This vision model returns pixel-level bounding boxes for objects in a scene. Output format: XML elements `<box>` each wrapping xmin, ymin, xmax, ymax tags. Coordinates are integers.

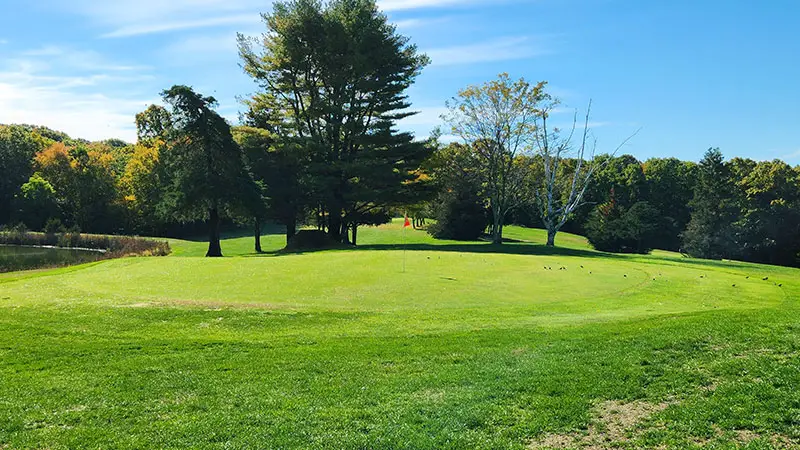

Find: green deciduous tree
<box><xmin>0</xmin><ymin>125</ymin><xmax>48</xmax><ymax>225</ymax></box>
<box><xmin>443</xmin><ymin>73</ymin><xmax>546</xmax><ymax>244</ymax></box>
<box><xmin>33</xmin><ymin>142</ymin><xmax>120</xmax><ymax>233</ymax></box>
<box><xmin>135</xmin><ymin>105</ymin><xmax>173</xmax><ymax>145</ymax></box>
<box><xmin>119</xmin><ymin>141</ymin><xmax>166</xmax><ymax>234</ymax></box>
<box><xmin>585</xmin><ymin>188</ymin><xmax>661</xmax><ymax>254</ymax></box>
<box><xmin>14</xmin><ymin>173</ymin><xmax>59</xmax><ymax>230</ymax></box>
<box><xmin>642</xmin><ymin>158</ymin><xmax>697</xmax><ymax>251</ymax></box>
<box><xmin>426</xmin><ymin>143</ymin><xmax>488</xmax><ymax>241</ymax></box>
<box><xmin>733</xmin><ymin>159</ymin><xmax>800</xmax><ymax>266</ymax></box>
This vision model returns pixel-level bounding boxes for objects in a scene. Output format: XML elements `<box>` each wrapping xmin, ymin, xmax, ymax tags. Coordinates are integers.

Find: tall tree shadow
<box><xmin>257</xmin><ymin>241</ymin><xmax>618</xmax><ymax>259</ymax></box>
<box><xmin>180</xmin><ymin>223</ymin><xmax>287</xmax><ymax>243</ymax></box>
<box><xmin>358</xmin><ymin>243</ymin><xmax>616</xmax><ymax>259</ymax></box>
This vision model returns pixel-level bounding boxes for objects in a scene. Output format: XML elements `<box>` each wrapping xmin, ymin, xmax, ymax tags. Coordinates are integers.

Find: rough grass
<box><xmin>0</xmin><ymin>221</ymin><xmax>798</xmax><ymax>449</ymax></box>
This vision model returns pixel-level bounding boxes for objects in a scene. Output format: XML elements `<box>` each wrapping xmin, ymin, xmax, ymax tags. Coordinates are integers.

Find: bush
<box><xmin>43</xmin><ymin>218</ymin><xmax>66</xmax><ymax>234</ymax></box>
<box><xmin>428</xmin><ymin>187</ymin><xmax>488</xmax><ymax>241</ymax></box>
<box><xmin>284</xmin><ymin>230</ymin><xmax>349</xmax><ymax>251</ymax></box>
<box><xmin>586</xmin><ymin>201</ymin><xmax>661</xmax><ymax>254</ymax></box>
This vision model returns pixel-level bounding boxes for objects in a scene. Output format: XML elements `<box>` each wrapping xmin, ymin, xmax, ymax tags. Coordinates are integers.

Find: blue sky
<box><xmin>1</xmin><ymin>0</ymin><xmax>798</xmax><ymax>163</ymax></box>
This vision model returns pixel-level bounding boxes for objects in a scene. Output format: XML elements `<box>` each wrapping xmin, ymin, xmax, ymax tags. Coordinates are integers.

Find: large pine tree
<box><xmin>681</xmin><ymin>148</ymin><xmax>739</xmax><ymax>259</ymax></box>
<box><xmin>238</xmin><ymin>0</ymin><xmax>432</xmax><ymax>243</ymax></box>
<box><xmin>159</xmin><ymin>85</ymin><xmax>258</xmax><ymax>257</ymax></box>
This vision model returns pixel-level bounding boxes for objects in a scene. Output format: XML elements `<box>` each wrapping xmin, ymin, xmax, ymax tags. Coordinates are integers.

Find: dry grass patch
<box><xmin>529</xmin><ymin>400</ymin><xmax>671</xmax><ymax>449</ymax></box>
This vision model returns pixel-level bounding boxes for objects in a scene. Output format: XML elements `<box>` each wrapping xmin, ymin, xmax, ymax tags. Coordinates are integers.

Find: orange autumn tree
<box><xmin>32</xmin><ymin>141</ymin><xmax>121</xmax><ymax>232</ymax></box>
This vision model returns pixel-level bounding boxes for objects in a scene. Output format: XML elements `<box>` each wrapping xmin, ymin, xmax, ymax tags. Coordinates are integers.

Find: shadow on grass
<box><xmin>359</xmin><ymin>243</ymin><xmax>615</xmax><ymax>259</ymax></box>
<box><xmin>256</xmin><ymin>241</ymin><xmax>617</xmax><ymax>259</ymax></box>
<box><xmin>180</xmin><ymin>223</ymin><xmax>287</xmax><ymax>243</ymax></box>
<box><xmin>643</xmin><ymin>254</ymin><xmax>789</xmax><ymax>273</ymax></box>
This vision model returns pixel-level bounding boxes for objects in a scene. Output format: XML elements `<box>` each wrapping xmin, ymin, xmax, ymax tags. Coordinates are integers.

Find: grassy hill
<box><xmin>1</xmin><ymin>222</ymin><xmax>798</xmax><ymax>448</ymax></box>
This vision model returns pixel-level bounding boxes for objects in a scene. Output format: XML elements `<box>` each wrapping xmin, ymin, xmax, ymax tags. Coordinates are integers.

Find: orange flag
<box><xmin>403</xmin><ymin>214</ymin><xmax>411</xmax><ymax>228</ymax></box>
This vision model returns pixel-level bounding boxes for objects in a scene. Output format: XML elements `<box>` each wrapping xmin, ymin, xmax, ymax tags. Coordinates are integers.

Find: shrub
<box><xmin>428</xmin><ymin>186</ymin><xmax>488</xmax><ymax>241</ymax></box>
<box><xmin>284</xmin><ymin>230</ymin><xmax>349</xmax><ymax>251</ymax></box>
<box><xmin>586</xmin><ymin>200</ymin><xmax>661</xmax><ymax>254</ymax></box>
<box><xmin>43</xmin><ymin>218</ymin><xmax>66</xmax><ymax>234</ymax></box>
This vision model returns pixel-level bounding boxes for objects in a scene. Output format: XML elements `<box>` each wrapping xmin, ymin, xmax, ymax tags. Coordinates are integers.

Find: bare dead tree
<box><xmin>533</xmin><ymin>99</ymin><xmax>639</xmax><ymax>246</ymax></box>
<box><xmin>443</xmin><ymin>74</ymin><xmax>547</xmax><ymax>244</ymax></box>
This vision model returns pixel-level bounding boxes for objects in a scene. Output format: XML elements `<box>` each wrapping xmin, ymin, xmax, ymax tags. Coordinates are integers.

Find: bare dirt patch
<box><xmin>168</xmin><ymin>299</ymin><xmax>286</xmax><ymax>310</ymax></box>
<box><xmin>115</xmin><ymin>302</ymin><xmax>152</xmax><ymax>308</ymax></box>
<box><xmin>532</xmin><ymin>401</ymin><xmax>799</xmax><ymax>450</ymax></box>
<box><xmin>114</xmin><ymin>299</ymin><xmax>287</xmax><ymax>310</ymax></box>
<box><xmin>528</xmin><ymin>400</ymin><xmax>670</xmax><ymax>449</ymax></box>
<box><xmin>692</xmin><ymin>425</ymin><xmax>797</xmax><ymax>448</ymax></box>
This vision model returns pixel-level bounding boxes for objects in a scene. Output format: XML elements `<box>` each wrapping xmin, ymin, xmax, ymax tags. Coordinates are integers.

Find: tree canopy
<box><xmin>238</xmin><ymin>0</ymin><xmax>432</xmax><ymax>244</ymax></box>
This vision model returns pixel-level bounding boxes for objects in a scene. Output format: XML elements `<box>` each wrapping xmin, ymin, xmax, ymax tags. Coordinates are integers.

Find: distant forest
<box><xmin>2</xmin><ymin>0</ymin><xmax>799</xmax><ymax>267</ymax></box>
<box><xmin>1</xmin><ymin>122</ymin><xmax>798</xmax><ymax>266</ymax></box>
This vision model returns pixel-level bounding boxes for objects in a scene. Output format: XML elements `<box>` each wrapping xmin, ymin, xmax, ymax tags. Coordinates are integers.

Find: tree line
<box><xmin>1</xmin><ymin>0</ymin><xmax>798</xmax><ymax>266</ymax></box>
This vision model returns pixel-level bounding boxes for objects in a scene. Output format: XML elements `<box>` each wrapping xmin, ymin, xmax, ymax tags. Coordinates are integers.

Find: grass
<box><xmin>1</xmin><ymin>221</ymin><xmax>798</xmax><ymax>448</ymax></box>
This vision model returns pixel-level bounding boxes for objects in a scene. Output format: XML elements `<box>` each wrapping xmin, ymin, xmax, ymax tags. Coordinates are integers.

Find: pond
<box><xmin>0</xmin><ymin>245</ymin><xmax>105</xmax><ymax>273</ymax></box>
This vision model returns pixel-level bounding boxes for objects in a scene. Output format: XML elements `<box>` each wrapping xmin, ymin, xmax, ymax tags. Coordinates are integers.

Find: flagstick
<box><xmin>402</xmin><ymin>218</ymin><xmax>407</xmax><ymax>273</ymax></box>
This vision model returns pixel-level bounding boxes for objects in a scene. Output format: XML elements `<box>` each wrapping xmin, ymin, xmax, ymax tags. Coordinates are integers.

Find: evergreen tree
<box><xmin>681</xmin><ymin>148</ymin><xmax>739</xmax><ymax>259</ymax></box>
<box><xmin>159</xmin><ymin>85</ymin><xmax>258</xmax><ymax>257</ymax></box>
<box><xmin>238</xmin><ymin>0</ymin><xmax>432</xmax><ymax>244</ymax></box>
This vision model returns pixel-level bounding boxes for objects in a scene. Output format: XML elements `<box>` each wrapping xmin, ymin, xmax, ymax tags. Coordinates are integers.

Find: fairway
<box><xmin>1</xmin><ymin>223</ymin><xmax>798</xmax><ymax>449</ymax></box>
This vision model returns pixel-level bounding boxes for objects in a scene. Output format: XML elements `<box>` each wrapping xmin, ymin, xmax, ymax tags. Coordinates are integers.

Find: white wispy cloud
<box><xmin>164</xmin><ymin>34</ymin><xmax>240</xmax><ymax>56</ymax></box>
<box><xmin>57</xmin><ymin>0</ymin><xmax>495</xmax><ymax>38</ymax></box>
<box><xmin>56</xmin><ymin>0</ymin><xmax>265</xmax><ymax>38</ymax></box>
<box><xmin>0</xmin><ymin>39</ymin><xmax>8</xmax><ymax>45</ymax></box>
<box><xmin>426</xmin><ymin>36</ymin><xmax>551</xmax><ymax>66</ymax></box>
<box><xmin>20</xmin><ymin>46</ymin><xmax>149</xmax><ymax>72</ymax></box>
<box><xmin>102</xmin><ymin>14</ymin><xmax>261</xmax><ymax>38</ymax></box>
<box><xmin>379</xmin><ymin>0</ymin><xmax>491</xmax><ymax>11</ymax></box>
<box><xmin>0</xmin><ymin>47</ymin><xmax>157</xmax><ymax>141</ymax></box>
<box><xmin>160</xmin><ymin>24</ymin><xmax>264</xmax><ymax>66</ymax></box>
<box><xmin>393</xmin><ymin>16</ymin><xmax>452</xmax><ymax>30</ymax></box>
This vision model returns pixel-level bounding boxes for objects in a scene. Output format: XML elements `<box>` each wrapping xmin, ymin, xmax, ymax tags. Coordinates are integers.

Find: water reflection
<box><xmin>0</xmin><ymin>245</ymin><xmax>105</xmax><ymax>273</ymax></box>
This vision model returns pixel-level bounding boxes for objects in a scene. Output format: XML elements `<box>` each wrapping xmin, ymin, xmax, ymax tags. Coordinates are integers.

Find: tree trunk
<box><xmin>493</xmin><ymin>222</ymin><xmax>504</xmax><ymax>244</ymax></box>
<box><xmin>546</xmin><ymin>227</ymin><xmax>557</xmax><ymax>247</ymax></box>
<box><xmin>206</xmin><ymin>207</ymin><xmax>223</xmax><ymax>257</ymax></box>
<box><xmin>254</xmin><ymin>217</ymin><xmax>262</xmax><ymax>253</ymax></box>
<box><xmin>352</xmin><ymin>223</ymin><xmax>358</xmax><ymax>246</ymax></box>
<box><xmin>328</xmin><ymin>209</ymin><xmax>343</xmax><ymax>242</ymax></box>
<box><xmin>492</xmin><ymin>208</ymin><xmax>503</xmax><ymax>244</ymax></box>
<box><xmin>286</xmin><ymin>217</ymin><xmax>297</xmax><ymax>245</ymax></box>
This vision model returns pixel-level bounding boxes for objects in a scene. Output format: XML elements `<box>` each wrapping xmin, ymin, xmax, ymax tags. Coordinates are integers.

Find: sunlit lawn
<box><xmin>1</xmin><ymin>221</ymin><xmax>798</xmax><ymax>448</ymax></box>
